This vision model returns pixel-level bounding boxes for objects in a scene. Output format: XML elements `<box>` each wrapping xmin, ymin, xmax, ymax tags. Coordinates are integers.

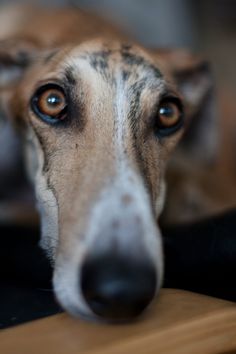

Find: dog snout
<box><xmin>81</xmin><ymin>253</ymin><xmax>157</xmax><ymax>321</ymax></box>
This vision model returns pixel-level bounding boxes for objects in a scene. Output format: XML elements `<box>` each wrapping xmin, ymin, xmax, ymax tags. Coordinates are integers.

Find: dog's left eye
<box><xmin>31</xmin><ymin>84</ymin><xmax>67</xmax><ymax>124</ymax></box>
<box><xmin>155</xmin><ymin>98</ymin><xmax>183</xmax><ymax>136</ymax></box>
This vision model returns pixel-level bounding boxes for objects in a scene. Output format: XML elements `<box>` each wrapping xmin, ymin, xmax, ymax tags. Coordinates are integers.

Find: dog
<box><xmin>0</xmin><ymin>4</ymin><xmax>231</xmax><ymax>322</ymax></box>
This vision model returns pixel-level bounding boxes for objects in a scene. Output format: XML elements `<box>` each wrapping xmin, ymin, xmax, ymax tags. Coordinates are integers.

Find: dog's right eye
<box><xmin>31</xmin><ymin>84</ymin><xmax>67</xmax><ymax>124</ymax></box>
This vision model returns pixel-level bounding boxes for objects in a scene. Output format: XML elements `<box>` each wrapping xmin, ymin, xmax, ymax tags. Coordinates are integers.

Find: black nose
<box><xmin>81</xmin><ymin>254</ymin><xmax>157</xmax><ymax>321</ymax></box>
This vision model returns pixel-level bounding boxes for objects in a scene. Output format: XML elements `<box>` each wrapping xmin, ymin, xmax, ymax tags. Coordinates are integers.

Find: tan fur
<box><xmin>1</xmin><ymin>4</ymin><xmax>235</xmax><ymax>319</ymax></box>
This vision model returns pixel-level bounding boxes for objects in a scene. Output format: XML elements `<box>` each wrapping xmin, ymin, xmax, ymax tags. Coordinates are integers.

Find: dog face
<box><xmin>0</xmin><ymin>33</ymin><xmax>212</xmax><ymax>321</ymax></box>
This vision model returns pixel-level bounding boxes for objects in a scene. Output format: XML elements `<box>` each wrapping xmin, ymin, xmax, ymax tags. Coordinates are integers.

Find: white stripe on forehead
<box><xmin>114</xmin><ymin>71</ymin><xmax>127</xmax><ymax>161</ymax></box>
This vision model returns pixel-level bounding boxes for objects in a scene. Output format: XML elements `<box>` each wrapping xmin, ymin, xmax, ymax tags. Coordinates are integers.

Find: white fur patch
<box><xmin>25</xmin><ymin>128</ymin><xmax>59</xmax><ymax>260</ymax></box>
<box><xmin>115</xmin><ymin>71</ymin><xmax>127</xmax><ymax>157</ymax></box>
<box><xmin>53</xmin><ymin>249</ymin><xmax>94</xmax><ymax>319</ymax></box>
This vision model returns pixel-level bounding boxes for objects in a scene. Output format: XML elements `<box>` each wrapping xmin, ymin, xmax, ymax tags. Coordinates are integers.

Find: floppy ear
<box><xmin>0</xmin><ymin>38</ymin><xmax>39</xmax><ymax>88</ymax></box>
<box><xmin>0</xmin><ymin>38</ymin><xmax>40</xmax><ymax>120</ymax></box>
<box><xmin>0</xmin><ymin>38</ymin><xmax>40</xmax><ymax>193</ymax></box>
<box><xmin>0</xmin><ymin>37</ymin><xmax>40</xmax><ymax>122</ymax></box>
<box><xmin>157</xmin><ymin>49</ymin><xmax>218</xmax><ymax>164</ymax></box>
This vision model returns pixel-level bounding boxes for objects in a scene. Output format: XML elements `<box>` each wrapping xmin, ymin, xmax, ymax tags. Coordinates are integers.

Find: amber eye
<box><xmin>156</xmin><ymin>98</ymin><xmax>183</xmax><ymax>136</ymax></box>
<box><xmin>31</xmin><ymin>84</ymin><xmax>67</xmax><ymax>124</ymax></box>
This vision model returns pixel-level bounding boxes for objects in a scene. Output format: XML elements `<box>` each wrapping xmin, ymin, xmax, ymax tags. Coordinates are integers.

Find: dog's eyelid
<box><xmin>159</xmin><ymin>90</ymin><xmax>183</xmax><ymax>104</ymax></box>
<box><xmin>32</xmin><ymin>79</ymin><xmax>67</xmax><ymax>94</ymax></box>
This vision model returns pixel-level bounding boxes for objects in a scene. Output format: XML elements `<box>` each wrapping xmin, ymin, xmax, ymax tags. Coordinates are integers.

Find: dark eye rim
<box><xmin>30</xmin><ymin>83</ymin><xmax>68</xmax><ymax>125</ymax></box>
<box><xmin>155</xmin><ymin>96</ymin><xmax>184</xmax><ymax>137</ymax></box>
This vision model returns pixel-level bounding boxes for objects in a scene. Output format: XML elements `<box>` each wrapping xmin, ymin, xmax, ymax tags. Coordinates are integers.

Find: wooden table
<box><xmin>0</xmin><ymin>289</ymin><xmax>236</xmax><ymax>354</ymax></box>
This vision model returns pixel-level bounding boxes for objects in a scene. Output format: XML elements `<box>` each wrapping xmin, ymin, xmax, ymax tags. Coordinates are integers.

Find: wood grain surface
<box><xmin>0</xmin><ymin>289</ymin><xmax>236</xmax><ymax>354</ymax></box>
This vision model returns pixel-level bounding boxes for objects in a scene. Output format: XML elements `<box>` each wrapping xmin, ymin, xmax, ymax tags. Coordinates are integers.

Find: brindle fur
<box><xmin>0</xmin><ymin>4</ymin><xmax>235</xmax><ymax>320</ymax></box>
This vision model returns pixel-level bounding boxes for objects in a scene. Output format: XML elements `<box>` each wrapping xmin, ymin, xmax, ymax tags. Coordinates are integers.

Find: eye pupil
<box><xmin>159</xmin><ymin>105</ymin><xmax>174</xmax><ymax>117</ymax></box>
<box><xmin>47</xmin><ymin>94</ymin><xmax>62</xmax><ymax>106</ymax></box>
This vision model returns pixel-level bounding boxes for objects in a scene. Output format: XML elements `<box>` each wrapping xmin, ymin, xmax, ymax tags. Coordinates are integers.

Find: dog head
<box><xmin>0</xmin><ymin>27</ymin><xmax>213</xmax><ymax>321</ymax></box>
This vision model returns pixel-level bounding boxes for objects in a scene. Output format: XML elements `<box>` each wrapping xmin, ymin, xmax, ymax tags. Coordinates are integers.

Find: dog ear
<box><xmin>157</xmin><ymin>49</ymin><xmax>218</xmax><ymax>164</ymax></box>
<box><xmin>0</xmin><ymin>38</ymin><xmax>40</xmax><ymax>188</ymax></box>
<box><xmin>0</xmin><ymin>37</ymin><xmax>43</xmax><ymax>134</ymax></box>
<box><xmin>0</xmin><ymin>38</ymin><xmax>39</xmax><ymax>89</ymax></box>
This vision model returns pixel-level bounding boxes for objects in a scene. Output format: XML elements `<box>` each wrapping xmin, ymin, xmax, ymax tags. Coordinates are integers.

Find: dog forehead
<box><xmin>56</xmin><ymin>41</ymin><xmax>164</xmax><ymax>87</ymax></box>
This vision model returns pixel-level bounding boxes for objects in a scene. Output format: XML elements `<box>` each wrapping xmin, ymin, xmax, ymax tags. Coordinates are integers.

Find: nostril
<box><xmin>81</xmin><ymin>254</ymin><xmax>157</xmax><ymax>321</ymax></box>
